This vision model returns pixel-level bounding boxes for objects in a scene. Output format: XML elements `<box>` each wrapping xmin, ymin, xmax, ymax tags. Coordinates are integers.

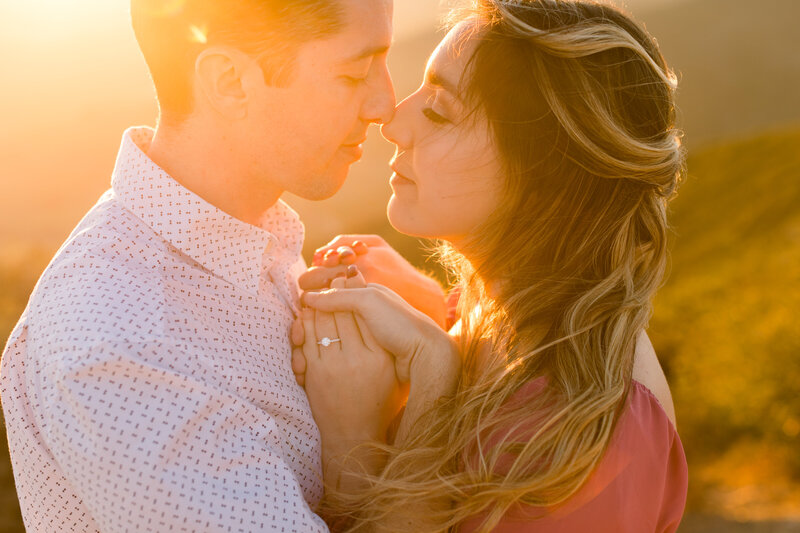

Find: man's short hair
<box><xmin>131</xmin><ymin>0</ymin><xmax>343</xmax><ymax>120</ymax></box>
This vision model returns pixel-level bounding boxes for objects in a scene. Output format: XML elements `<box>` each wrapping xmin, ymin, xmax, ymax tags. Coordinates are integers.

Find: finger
<box><xmin>330</xmin><ymin>275</ymin><xmax>365</xmax><ymax>351</ymax></box>
<box><xmin>302</xmin><ymin>307</ymin><xmax>320</xmax><ymax>363</ymax></box>
<box><xmin>345</xmin><ymin>266</ymin><xmax>379</xmax><ymax>351</ymax></box>
<box><xmin>291</xmin><ymin>318</ymin><xmax>305</xmax><ymax>346</ymax></box>
<box><xmin>323</xmin><ymin>249</ymin><xmax>341</xmax><ymax>267</ymax></box>
<box><xmin>337</xmin><ymin>246</ymin><xmax>357</xmax><ymax>265</ymax></box>
<box><xmin>313</xmin><ymin>236</ymin><xmax>377</xmax><ymax>266</ymax></box>
<box><xmin>345</xmin><ymin>265</ymin><xmax>368</xmax><ymax>288</ymax></box>
<box><xmin>298</xmin><ymin>266</ymin><xmax>348</xmax><ymax>291</ymax></box>
<box><xmin>315</xmin><ymin>308</ymin><xmax>342</xmax><ymax>355</ymax></box>
<box><xmin>318</xmin><ymin>235</ymin><xmax>386</xmax><ymax>254</ymax></box>
<box><xmin>330</xmin><ymin>275</ymin><xmax>347</xmax><ymax>290</ymax></box>
<box><xmin>291</xmin><ymin>346</ymin><xmax>306</xmax><ymax>387</ymax></box>
<box><xmin>302</xmin><ymin>287</ymin><xmax>375</xmax><ymax>314</ymax></box>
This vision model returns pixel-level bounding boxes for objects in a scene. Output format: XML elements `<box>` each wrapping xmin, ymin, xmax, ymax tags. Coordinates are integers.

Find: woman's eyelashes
<box><xmin>422</xmin><ymin>107</ymin><xmax>449</xmax><ymax>124</ymax></box>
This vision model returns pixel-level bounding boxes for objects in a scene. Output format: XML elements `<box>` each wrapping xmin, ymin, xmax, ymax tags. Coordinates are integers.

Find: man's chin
<box><xmin>292</xmin><ymin>168</ymin><xmax>350</xmax><ymax>201</ymax></box>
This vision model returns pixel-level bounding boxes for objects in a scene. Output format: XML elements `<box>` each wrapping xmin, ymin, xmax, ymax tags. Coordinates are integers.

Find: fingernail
<box><xmin>346</xmin><ymin>265</ymin><xmax>359</xmax><ymax>278</ymax></box>
<box><xmin>339</xmin><ymin>249</ymin><xmax>355</xmax><ymax>258</ymax></box>
<box><xmin>352</xmin><ymin>241</ymin><xmax>368</xmax><ymax>254</ymax></box>
<box><xmin>324</xmin><ymin>250</ymin><xmax>339</xmax><ymax>259</ymax></box>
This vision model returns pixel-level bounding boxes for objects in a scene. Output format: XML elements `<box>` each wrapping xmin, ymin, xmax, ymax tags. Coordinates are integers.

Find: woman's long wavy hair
<box><xmin>323</xmin><ymin>1</ymin><xmax>684</xmax><ymax>531</ymax></box>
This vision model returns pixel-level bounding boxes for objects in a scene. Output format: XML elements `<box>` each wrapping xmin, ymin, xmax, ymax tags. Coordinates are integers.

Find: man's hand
<box><xmin>291</xmin><ymin>319</ymin><xmax>307</xmax><ymax>387</ymax></box>
<box><xmin>299</xmin><ymin>235</ymin><xmax>448</xmax><ymax>328</ymax></box>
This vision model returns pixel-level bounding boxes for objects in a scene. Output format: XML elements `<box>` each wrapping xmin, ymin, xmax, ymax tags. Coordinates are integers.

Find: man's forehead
<box><xmin>336</xmin><ymin>0</ymin><xmax>393</xmax><ymax>58</ymax></box>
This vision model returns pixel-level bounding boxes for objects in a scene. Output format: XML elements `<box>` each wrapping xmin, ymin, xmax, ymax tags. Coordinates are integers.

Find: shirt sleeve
<box><xmin>27</xmin><ymin>337</ymin><xmax>328</xmax><ymax>533</ymax></box>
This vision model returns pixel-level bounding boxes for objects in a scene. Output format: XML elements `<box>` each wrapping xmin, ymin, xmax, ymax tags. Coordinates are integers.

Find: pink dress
<box><xmin>458</xmin><ymin>379</ymin><xmax>688</xmax><ymax>532</ymax></box>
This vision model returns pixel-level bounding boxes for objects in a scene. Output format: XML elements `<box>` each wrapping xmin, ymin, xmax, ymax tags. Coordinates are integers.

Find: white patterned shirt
<box><xmin>0</xmin><ymin>127</ymin><xmax>327</xmax><ymax>532</ymax></box>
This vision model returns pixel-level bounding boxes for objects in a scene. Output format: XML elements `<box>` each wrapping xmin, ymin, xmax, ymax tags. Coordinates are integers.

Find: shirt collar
<box><xmin>111</xmin><ymin>126</ymin><xmax>305</xmax><ymax>296</ymax></box>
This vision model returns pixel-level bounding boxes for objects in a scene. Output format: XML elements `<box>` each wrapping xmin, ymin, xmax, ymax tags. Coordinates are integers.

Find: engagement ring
<box><xmin>317</xmin><ymin>337</ymin><xmax>341</xmax><ymax>347</ymax></box>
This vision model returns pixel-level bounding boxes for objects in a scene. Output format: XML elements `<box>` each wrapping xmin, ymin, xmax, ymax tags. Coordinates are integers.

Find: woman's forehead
<box><xmin>426</xmin><ymin>20</ymin><xmax>483</xmax><ymax>91</ymax></box>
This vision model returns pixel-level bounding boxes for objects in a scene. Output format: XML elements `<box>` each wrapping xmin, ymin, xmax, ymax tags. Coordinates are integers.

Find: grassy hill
<box><xmin>650</xmin><ymin>128</ymin><xmax>800</xmax><ymax>521</ymax></box>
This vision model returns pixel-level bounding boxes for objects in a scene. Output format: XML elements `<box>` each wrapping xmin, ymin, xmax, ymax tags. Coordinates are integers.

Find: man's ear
<box><xmin>194</xmin><ymin>47</ymin><xmax>249</xmax><ymax>120</ymax></box>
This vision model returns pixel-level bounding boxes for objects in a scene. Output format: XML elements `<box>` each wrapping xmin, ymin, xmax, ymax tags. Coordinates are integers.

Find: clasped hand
<box><xmin>292</xmin><ymin>265</ymin><xmax>457</xmax><ymax>449</ymax></box>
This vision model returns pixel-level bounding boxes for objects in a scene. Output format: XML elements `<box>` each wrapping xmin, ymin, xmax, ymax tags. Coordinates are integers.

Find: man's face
<box><xmin>244</xmin><ymin>0</ymin><xmax>396</xmax><ymax>201</ymax></box>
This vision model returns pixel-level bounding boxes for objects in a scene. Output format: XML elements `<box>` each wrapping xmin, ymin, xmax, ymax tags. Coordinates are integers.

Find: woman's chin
<box><xmin>387</xmin><ymin>200</ymin><xmax>451</xmax><ymax>241</ymax></box>
<box><xmin>387</xmin><ymin>198</ymin><xmax>428</xmax><ymax>239</ymax></box>
<box><xmin>386</xmin><ymin>199</ymin><xmax>411</xmax><ymax>235</ymax></box>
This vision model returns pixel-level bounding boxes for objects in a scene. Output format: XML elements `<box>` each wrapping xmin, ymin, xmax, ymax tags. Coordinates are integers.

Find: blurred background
<box><xmin>1</xmin><ymin>0</ymin><xmax>799</xmax><ymax>531</ymax></box>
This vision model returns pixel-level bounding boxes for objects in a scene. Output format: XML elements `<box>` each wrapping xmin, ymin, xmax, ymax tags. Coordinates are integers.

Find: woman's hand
<box><xmin>298</xmin><ymin>235</ymin><xmax>448</xmax><ymax>328</ymax></box>
<box><xmin>301</xmin><ymin>268</ymin><xmax>462</xmax><ymax>451</ymax></box>
<box><xmin>302</xmin><ymin>276</ymin><xmax>457</xmax><ymax>384</ymax></box>
<box><xmin>301</xmin><ymin>270</ymin><xmax>406</xmax><ymax>455</ymax></box>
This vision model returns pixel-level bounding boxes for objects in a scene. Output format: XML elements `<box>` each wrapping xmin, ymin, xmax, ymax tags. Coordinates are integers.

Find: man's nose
<box><xmin>362</xmin><ymin>69</ymin><xmax>397</xmax><ymax>125</ymax></box>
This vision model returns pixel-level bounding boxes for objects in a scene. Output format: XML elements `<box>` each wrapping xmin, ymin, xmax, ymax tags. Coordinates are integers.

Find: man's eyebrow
<box><xmin>342</xmin><ymin>44</ymin><xmax>391</xmax><ymax>63</ymax></box>
<box><xmin>426</xmin><ymin>70</ymin><xmax>459</xmax><ymax>96</ymax></box>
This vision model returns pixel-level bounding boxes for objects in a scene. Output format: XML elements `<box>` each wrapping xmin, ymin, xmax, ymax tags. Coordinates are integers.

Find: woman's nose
<box><xmin>380</xmin><ymin>96</ymin><xmax>413</xmax><ymax>150</ymax></box>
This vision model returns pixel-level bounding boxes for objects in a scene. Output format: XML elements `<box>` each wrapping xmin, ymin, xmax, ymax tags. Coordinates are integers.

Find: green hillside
<box><xmin>650</xmin><ymin>129</ymin><xmax>800</xmax><ymax>519</ymax></box>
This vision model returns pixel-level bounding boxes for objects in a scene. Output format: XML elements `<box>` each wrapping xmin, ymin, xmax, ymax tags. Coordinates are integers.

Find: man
<box><xmin>0</xmin><ymin>0</ymin><xmax>395</xmax><ymax>530</ymax></box>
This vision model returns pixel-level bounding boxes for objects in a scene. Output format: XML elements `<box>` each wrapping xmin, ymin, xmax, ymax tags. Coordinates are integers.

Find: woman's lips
<box><xmin>390</xmin><ymin>166</ymin><xmax>416</xmax><ymax>186</ymax></box>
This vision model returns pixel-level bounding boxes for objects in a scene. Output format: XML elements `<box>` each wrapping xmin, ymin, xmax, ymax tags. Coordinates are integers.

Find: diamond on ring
<box><xmin>317</xmin><ymin>337</ymin><xmax>341</xmax><ymax>347</ymax></box>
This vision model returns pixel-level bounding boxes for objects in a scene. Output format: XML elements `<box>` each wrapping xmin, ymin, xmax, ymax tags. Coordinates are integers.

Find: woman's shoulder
<box><xmin>632</xmin><ymin>330</ymin><xmax>677</xmax><ymax>426</ymax></box>
<box><xmin>614</xmin><ymin>377</ymin><xmax>686</xmax><ymax>493</ymax></box>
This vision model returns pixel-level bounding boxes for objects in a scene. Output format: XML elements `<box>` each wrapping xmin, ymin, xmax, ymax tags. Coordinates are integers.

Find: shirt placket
<box><xmin>260</xmin><ymin>239</ymin><xmax>300</xmax><ymax>317</ymax></box>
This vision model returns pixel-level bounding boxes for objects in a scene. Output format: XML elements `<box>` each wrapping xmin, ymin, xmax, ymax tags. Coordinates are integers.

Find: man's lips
<box><xmin>340</xmin><ymin>138</ymin><xmax>367</xmax><ymax>160</ymax></box>
<box><xmin>342</xmin><ymin>137</ymin><xmax>367</xmax><ymax>147</ymax></box>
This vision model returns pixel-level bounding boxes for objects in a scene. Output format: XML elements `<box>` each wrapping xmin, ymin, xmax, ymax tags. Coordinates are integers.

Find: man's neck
<box><xmin>146</xmin><ymin>121</ymin><xmax>282</xmax><ymax>227</ymax></box>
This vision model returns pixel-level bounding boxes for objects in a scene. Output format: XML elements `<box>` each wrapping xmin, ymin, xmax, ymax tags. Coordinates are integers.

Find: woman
<box><xmin>294</xmin><ymin>0</ymin><xmax>687</xmax><ymax>531</ymax></box>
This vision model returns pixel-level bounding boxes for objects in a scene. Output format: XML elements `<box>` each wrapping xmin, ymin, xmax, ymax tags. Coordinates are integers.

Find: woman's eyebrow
<box><xmin>426</xmin><ymin>69</ymin><xmax>459</xmax><ymax>97</ymax></box>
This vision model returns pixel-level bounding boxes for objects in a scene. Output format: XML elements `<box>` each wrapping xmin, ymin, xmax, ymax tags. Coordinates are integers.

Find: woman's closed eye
<box><xmin>343</xmin><ymin>75</ymin><xmax>368</xmax><ymax>86</ymax></box>
<box><xmin>422</xmin><ymin>107</ymin><xmax>449</xmax><ymax>125</ymax></box>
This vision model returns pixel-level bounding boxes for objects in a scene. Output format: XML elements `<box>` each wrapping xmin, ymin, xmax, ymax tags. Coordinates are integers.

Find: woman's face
<box><xmin>380</xmin><ymin>22</ymin><xmax>504</xmax><ymax>245</ymax></box>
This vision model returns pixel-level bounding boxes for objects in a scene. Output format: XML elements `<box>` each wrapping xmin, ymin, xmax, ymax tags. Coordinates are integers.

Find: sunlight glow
<box><xmin>189</xmin><ymin>24</ymin><xmax>208</xmax><ymax>44</ymax></box>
